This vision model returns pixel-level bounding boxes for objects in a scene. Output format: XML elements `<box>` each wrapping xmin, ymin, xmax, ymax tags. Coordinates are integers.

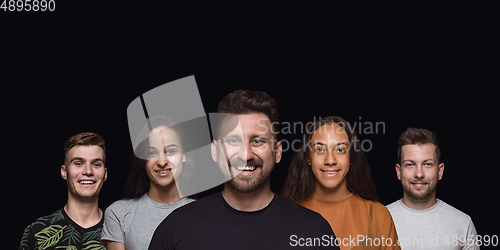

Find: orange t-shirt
<box><xmin>300</xmin><ymin>193</ymin><xmax>400</xmax><ymax>250</ymax></box>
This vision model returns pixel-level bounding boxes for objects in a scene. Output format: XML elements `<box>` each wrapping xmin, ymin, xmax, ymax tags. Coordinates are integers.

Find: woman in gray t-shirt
<box><xmin>101</xmin><ymin>116</ymin><xmax>196</xmax><ymax>250</ymax></box>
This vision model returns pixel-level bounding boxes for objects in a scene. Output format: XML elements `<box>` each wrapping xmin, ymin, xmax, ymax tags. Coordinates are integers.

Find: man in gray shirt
<box><xmin>386</xmin><ymin>128</ymin><xmax>479</xmax><ymax>250</ymax></box>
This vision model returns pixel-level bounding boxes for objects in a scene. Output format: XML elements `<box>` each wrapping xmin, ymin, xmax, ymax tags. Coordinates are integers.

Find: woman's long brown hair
<box><xmin>281</xmin><ymin>116</ymin><xmax>379</xmax><ymax>203</ymax></box>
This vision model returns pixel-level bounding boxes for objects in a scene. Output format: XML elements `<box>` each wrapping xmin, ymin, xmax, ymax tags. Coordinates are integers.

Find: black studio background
<box><xmin>4</xmin><ymin>4</ymin><xmax>498</xmax><ymax>249</ymax></box>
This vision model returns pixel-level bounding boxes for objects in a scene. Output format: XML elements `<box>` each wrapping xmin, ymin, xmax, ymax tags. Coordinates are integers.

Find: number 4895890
<box><xmin>1</xmin><ymin>0</ymin><xmax>55</xmax><ymax>11</ymax></box>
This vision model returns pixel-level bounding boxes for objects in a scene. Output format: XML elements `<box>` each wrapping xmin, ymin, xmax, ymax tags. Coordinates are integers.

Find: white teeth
<box><xmin>323</xmin><ymin>170</ymin><xmax>339</xmax><ymax>174</ymax></box>
<box><xmin>79</xmin><ymin>181</ymin><xmax>94</xmax><ymax>184</ymax></box>
<box><xmin>236</xmin><ymin>166</ymin><xmax>256</xmax><ymax>171</ymax></box>
<box><xmin>157</xmin><ymin>170</ymin><xmax>171</xmax><ymax>174</ymax></box>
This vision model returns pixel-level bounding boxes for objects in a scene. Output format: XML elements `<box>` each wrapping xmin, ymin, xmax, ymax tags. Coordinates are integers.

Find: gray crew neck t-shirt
<box><xmin>386</xmin><ymin>199</ymin><xmax>478</xmax><ymax>250</ymax></box>
<box><xmin>101</xmin><ymin>194</ymin><xmax>195</xmax><ymax>250</ymax></box>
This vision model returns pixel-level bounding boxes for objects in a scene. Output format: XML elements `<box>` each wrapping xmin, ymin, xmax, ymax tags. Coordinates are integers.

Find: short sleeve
<box><xmin>101</xmin><ymin>206</ymin><xmax>125</xmax><ymax>244</ymax></box>
<box><xmin>375</xmin><ymin>204</ymin><xmax>401</xmax><ymax>250</ymax></box>
<box><xmin>463</xmin><ymin>219</ymin><xmax>479</xmax><ymax>250</ymax></box>
<box><xmin>19</xmin><ymin>223</ymin><xmax>36</xmax><ymax>250</ymax></box>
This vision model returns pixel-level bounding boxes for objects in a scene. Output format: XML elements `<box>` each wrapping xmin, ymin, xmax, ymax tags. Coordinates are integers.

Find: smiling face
<box><xmin>145</xmin><ymin>126</ymin><xmax>186</xmax><ymax>189</ymax></box>
<box><xmin>309</xmin><ymin>124</ymin><xmax>351</xmax><ymax>192</ymax></box>
<box><xmin>396</xmin><ymin>143</ymin><xmax>444</xmax><ymax>203</ymax></box>
<box><xmin>61</xmin><ymin>145</ymin><xmax>107</xmax><ymax>201</ymax></box>
<box><xmin>211</xmin><ymin>113</ymin><xmax>282</xmax><ymax>193</ymax></box>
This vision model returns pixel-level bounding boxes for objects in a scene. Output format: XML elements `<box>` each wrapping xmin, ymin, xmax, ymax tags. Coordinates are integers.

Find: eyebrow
<box><xmin>224</xmin><ymin>133</ymin><xmax>243</xmax><ymax>138</ymax></box>
<box><xmin>70</xmin><ymin>157</ymin><xmax>105</xmax><ymax>163</ymax></box>
<box><xmin>403</xmin><ymin>158</ymin><xmax>435</xmax><ymax>163</ymax></box>
<box><xmin>250</xmin><ymin>134</ymin><xmax>268</xmax><ymax>139</ymax></box>
<box><xmin>150</xmin><ymin>144</ymin><xmax>178</xmax><ymax>149</ymax></box>
<box><xmin>312</xmin><ymin>142</ymin><xmax>348</xmax><ymax>147</ymax></box>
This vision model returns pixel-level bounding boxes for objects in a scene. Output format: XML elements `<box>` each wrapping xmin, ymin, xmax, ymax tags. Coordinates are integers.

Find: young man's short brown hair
<box><xmin>63</xmin><ymin>132</ymin><xmax>106</xmax><ymax>163</ymax></box>
<box><xmin>397</xmin><ymin>127</ymin><xmax>440</xmax><ymax>164</ymax></box>
<box><xmin>217</xmin><ymin>89</ymin><xmax>279</xmax><ymax>134</ymax></box>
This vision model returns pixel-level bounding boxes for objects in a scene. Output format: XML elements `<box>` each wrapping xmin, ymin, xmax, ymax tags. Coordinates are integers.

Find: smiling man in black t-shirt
<box><xmin>149</xmin><ymin>90</ymin><xmax>338</xmax><ymax>250</ymax></box>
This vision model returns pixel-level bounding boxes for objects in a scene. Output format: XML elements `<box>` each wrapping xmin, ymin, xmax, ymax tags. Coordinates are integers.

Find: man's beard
<box><xmin>227</xmin><ymin>157</ymin><xmax>273</xmax><ymax>193</ymax></box>
<box><xmin>402</xmin><ymin>178</ymin><xmax>437</xmax><ymax>202</ymax></box>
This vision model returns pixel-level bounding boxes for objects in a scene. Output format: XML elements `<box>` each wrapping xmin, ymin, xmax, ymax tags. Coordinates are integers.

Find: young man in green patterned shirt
<box><xmin>19</xmin><ymin>132</ymin><xmax>108</xmax><ymax>250</ymax></box>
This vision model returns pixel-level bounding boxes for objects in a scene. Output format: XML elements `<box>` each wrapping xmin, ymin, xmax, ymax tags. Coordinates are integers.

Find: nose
<box><xmin>82</xmin><ymin>163</ymin><xmax>94</xmax><ymax>176</ymax></box>
<box><xmin>414</xmin><ymin>166</ymin><xmax>424</xmax><ymax>179</ymax></box>
<box><xmin>324</xmin><ymin>150</ymin><xmax>337</xmax><ymax>166</ymax></box>
<box><xmin>156</xmin><ymin>151</ymin><xmax>169</xmax><ymax>167</ymax></box>
<box><xmin>237</xmin><ymin>142</ymin><xmax>254</xmax><ymax>162</ymax></box>
<box><xmin>157</xmin><ymin>157</ymin><xmax>169</xmax><ymax>167</ymax></box>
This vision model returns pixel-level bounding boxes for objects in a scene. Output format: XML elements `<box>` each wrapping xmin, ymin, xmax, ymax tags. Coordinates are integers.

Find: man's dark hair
<box><xmin>217</xmin><ymin>89</ymin><xmax>279</xmax><ymax>135</ymax></box>
<box><xmin>397</xmin><ymin>127</ymin><xmax>441</xmax><ymax>164</ymax></box>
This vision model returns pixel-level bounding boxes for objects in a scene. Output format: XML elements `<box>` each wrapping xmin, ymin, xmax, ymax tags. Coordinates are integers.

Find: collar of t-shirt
<box><xmin>397</xmin><ymin>198</ymin><xmax>443</xmax><ymax>216</ymax></box>
<box><xmin>143</xmin><ymin>193</ymin><xmax>192</xmax><ymax>209</ymax></box>
<box><xmin>60</xmin><ymin>207</ymin><xmax>104</xmax><ymax>231</ymax></box>
<box><xmin>220</xmin><ymin>192</ymin><xmax>276</xmax><ymax>216</ymax></box>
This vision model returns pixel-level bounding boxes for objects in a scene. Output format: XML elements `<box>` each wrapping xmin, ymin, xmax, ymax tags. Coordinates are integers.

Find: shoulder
<box><xmin>438</xmin><ymin>199</ymin><xmax>471</xmax><ymax>221</ymax></box>
<box><xmin>20</xmin><ymin>209</ymin><xmax>65</xmax><ymax>250</ymax></box>
<box><xmin>273</xmin><ymin>194</ymin><xmax>334</xmax><ymax>235</ymax></box>
<box><xmin>385</xmin><ymin>199</ymin><xmax>406</xmax><ymax>218</ymax></box>
<box><xmin>358</xmin><ymin>197</ymin><xmax>399</xmax><ymax>235</ymax></box>
<box><xmin>22</xmin><ymin>208</ymin><xmax>67</xmax><ymax>241</ymax></box>
<box><xmin>354</xmin><ymin>195</ymin><xmax>393</xmax><ymax>220</ymax></box>
<box><xmin>385</xmin><ymin>199</ymin><xmax>401</xmax><ymax>211</ymax></box>
<box><xmin>349</xmin><ymin>195</ymin><xmax>397</xmax><ymax>232</ymax></box>
<box><xmin>275</xmin><ymin>194</ymin><xmax>313</xmax><ymax>211</ymax></box>
<box><xmin>177</xmin><ymin>197</ymin><xmax>196</xmax><ymax>207</ymax></box>
<box><xmin>107</xmin><ymin>198</ymin><xmax>139</xmax><ymax>209</ymax></box>
<box><xmin>29</xmin><ymin>209</ymin><xmax>66</xmax><ymax>229</ymax></box>
<box><xmin>161</xmin><ymin>197</ymin><xmax>197</xmax><ymax>216</ymax></box>
<box><xmin>153</xmin><ymin>193</ymin><xmax>217</xmax><ymax>235</ymax></box>
<box><xmin>103</xmin><ymin>198</ymin><xmax>146</xmax><ymax>225</ymax></box>
<box><xmin>273</xmin><ymin>194</ymin><xmax>328</xmax><ymax>221</ymax></box>
<box><xmin>181</xmin><ymin>193</ymin><xmax>215</xmax><ymax>208</ymax></box>
<box><xmin>368</xmin><ymin>198</ymin><xmax>392</xmax><ymax>215</ymax></box>
<box><xmin>161</xmin><ymin>193</ymin><xmax>217</xmax><ymax>219</ymax></box>
<box><xmin>105</xmin><ymin>198</ymin><xmax>141</xmax><ymax>214</ymax></box>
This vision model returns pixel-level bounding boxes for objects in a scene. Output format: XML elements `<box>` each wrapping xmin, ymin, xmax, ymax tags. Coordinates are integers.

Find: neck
<box><xmin>222</xmin><ymin>180</ymin><xmax>274</xmax><ymax>212</ymax></box>
<box><xmin>147</xmin><ymin>180</ymin><xmax>183</xmax><ymax>204</ymax></box>
<box><xmin>402</xmin><ymin>192</ymin><xmax>437</xmax><ymax>210</ymax></box>
<box><xmin>312</xmin><ymin>181</ymin><xmax>351</xmax><ymax>202</ymax></box>
<box><xmin>65</xmin><ymin>193</ymin><xmax>101</xmax><ymax>228</ymax></box>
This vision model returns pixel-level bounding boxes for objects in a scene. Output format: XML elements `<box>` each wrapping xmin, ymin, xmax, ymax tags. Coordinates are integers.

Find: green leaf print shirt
<box><xmin>19</xmin><ymin>208</ymin><xmax>106</xmax><ymax>250</ymax></box>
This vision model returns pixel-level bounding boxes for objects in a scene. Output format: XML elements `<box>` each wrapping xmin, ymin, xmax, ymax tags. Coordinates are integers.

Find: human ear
<box><xmin>395</xmin><ymin>163</ymin><xmax>402</xmax><ymax>180</ymax></box>
<box><xmin>438</xmin><ymin>163</ymin><xmax>445</xmax><ymax>180</ymax></box>
<box><xmin>211</xmin><ymin>140</ymin><xmax>218</xmax><ymax>162</ymax></box>
<box><xmin>274</xmin><ymin>141</ymin><xmax>282</xmax><ymax>164</ymax></box>
<box><xmin>61</xmin><ymin>164</ymin><xmax>67</xmax><ymax>180</ymax></box>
